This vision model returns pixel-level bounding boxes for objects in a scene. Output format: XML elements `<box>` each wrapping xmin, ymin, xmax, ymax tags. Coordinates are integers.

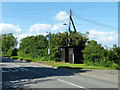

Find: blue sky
<box><xmin>1</xmin><ymin>2</ymin><xmax>118</xmax><ymax>47</ymax></box>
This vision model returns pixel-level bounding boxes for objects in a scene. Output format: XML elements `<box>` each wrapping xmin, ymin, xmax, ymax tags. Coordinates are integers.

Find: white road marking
<box><xmin>8</xmin><ymin>68</ymin><xmax>19</xmax><ymax>72</ymax></box>
<box><xmin>8</xmin><ymin>68</ymin><xmax>13</xmax><ymax>72</ymax></box>
<box><xmin>23</xmin><ymin>68</ymin><xmax>28</xmax><ymax>71</ymax></box>
<box><xmin>0</xmin><ymin>69</ymin><xmax>6</xmax><ymax>72</ymax></box>
<box><xmin>14</xmin><ymin>68</ymin><xmax>19</xmax><ymax>71</ymax></box>
<box><xmin>19</xmin><ymin>68</ymin><xmax>28</xmax><ymax>71</ymax></box>
<box><xmin>19</xmin><ymin>68</ymin><xmax>24</xmax><ymax>71</ymax></box>
<box><xmin>1</xmin><ymin>67</ymin><xmax>28</xmax><ymax>72</ymax></box>
<box><xmin>0</xmin><ymin>68</ymin><xmax>9</xmax><ymax>72</ymax></box>
<box><xmin>58</xmin><ymin>79</ymin><xmax>85</xmax><ymax>88</ymax></box>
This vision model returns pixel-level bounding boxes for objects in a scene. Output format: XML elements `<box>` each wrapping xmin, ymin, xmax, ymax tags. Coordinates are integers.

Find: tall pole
<box><xmin>46</xmin><ymin>32</ymin><xmax>50</xmax><ymax>63</ymax></box>
<box><xmin>48</xmin><ymin>34</ymin><xmax>50</xmax><ymax>63</ymax></box>
<box><xmin>68</xmin><ymin>9</ymin><xmax>71</xmax><ymax>46</ymax></box>
<box><xmin>68</xmin><ymin>9</ymin><xmax>71</xmax><ymax>33</ymax></box>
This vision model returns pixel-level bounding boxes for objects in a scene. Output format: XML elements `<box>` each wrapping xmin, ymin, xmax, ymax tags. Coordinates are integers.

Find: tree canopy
<box><xmin>1</xmin><ymin>33</ymin><xmax>18</xmax><ymax>56</ymax></box>
<box><xmin>18</xmin><ymin>31</ymin><xmax>88</xmax><ymax>61</ymax></box>
<box><xmin>82</xmin><ymin>40</ymin><xmax>120</xmax><ymax>69</ymax></box>
<box><xmin>2</xmin><ymin>32</ymin><xmax>120</xmax><ymax>69</ymax></box>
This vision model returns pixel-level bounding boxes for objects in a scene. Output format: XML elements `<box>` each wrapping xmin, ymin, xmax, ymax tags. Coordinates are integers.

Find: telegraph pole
<box><xmin>64</xmin><ymin>9</ymin><xmax>76</xmax><ymax>46</ymax></box>
<box><xmin>68</xmin><ymin>9</ymin><xmax>71</xmax><ymax>46</ymax></box>
<box><xmin>68</xmin><ymin>9</ymin><xmax>71</xmax><ymax>33</ymax></box>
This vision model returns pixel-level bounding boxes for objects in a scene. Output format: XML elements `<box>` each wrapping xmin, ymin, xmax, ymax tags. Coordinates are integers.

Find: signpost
<box><xmin>48</xmin><ymin>48</ymin><xmax>50</xmax><ymax>55</ymax></box>
<box><xmin>46</xmin><ymin>34</ymin><xmax>50</xmax><ymax>63</ymax></box>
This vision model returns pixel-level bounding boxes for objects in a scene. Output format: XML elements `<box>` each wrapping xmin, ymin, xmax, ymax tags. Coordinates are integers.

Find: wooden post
<box><xmin>68</xmin><ymin>9</ymin><xmax>71</xmax><ymax>33</ymax></box>
<box><xmin>68</xmin><ymin>9</ymin><xmax>71</xmax><ymax>46</ymax></box>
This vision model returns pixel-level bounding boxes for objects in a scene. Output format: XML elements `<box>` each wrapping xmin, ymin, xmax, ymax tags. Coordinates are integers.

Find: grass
<box><xmin>9</xmin><ymin>56</ymin><xmax>115</xmax><ymax>70</ymax></box>
<box><xmin>32</xmin><ymin>60</ymin><xmax>114</xmax><ymax>70</ymax></box>
<box><xmin>47</xmin><ymin>63</ymin><xmax>115</xmax><ymax>70</ymax></box>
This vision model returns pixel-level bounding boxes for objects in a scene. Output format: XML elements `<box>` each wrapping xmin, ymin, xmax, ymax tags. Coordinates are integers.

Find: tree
<box><xmin>82</xmin><ymin>40</ymin><xmax>119</xmax><ymax>69</ymax></box>
<box><xmin>18</xmin><ymin>35</ymin><xmax>48</xmax><ymax>58</ymax></box>
<box><xmin>18</xmin><ymin>31</ymin><xmax>88</xmax><ymax>61</ymax></box>
<box><xmin>69</xmin><ymin>32</ymin><xmax>88</xmax><ymax>47</ymax></box>
<box><xmin>2</xmin><ymin>33</ymin><xmax>18</xmax><ymax>56</ymax></box>
<box><xmin>107</xmin><ymin>44</ymin><xmax>120</xmax><ymax>69</ymax></box>
<box><xmin>49</xmin><ymin>31</ymin><xmax>88</xmax><ymax>61</ymax></box>
<box><xmin>82</xmin><ymin>40</ymin><xmax>106</xmax><ymax>66</ymax></box>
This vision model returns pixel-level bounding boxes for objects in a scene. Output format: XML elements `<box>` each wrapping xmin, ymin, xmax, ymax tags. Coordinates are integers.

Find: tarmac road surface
<box><xmin>1</xmin><ymin>56</ymin><xmax>118</xmax><ymax>89</ymax></box>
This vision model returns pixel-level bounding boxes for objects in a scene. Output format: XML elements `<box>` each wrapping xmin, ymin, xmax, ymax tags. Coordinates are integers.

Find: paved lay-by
<box><xmin>1</xmin><ymin>56</ymin><xmax>118</xmax><ymax>89</ymax></box>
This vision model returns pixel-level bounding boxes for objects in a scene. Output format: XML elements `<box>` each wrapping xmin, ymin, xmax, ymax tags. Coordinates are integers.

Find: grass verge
<box><xmin>10</xmin><ymin>56</ymin><xmax>115</xmax><ymax>70</ymax></box>
<box><xmin>47</xmin><ymin>63</ymin><xmax>115</xmax><ymax>70</ymax></box>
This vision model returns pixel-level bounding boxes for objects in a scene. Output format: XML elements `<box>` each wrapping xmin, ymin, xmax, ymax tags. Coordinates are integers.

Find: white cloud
<box><xmin>51</xmin><ymin>23</ymin><xmax>65</xmax><ymax>31</ymax></box>
<box><xmin>0</xmin><ymin>23</ymin><xmax>22</xmax><ymax>34</ymax></box>
<box><xmin>54</xmin><ymin>11</ymin><xmax>69</xmax><ymax>21</ymax></box>
<box><xmin>16</xmin><ymin>33</ymin><xmax>47</xmax><ymax>42</ymax></box>
<box><xmin>88</xmin><ymin>30</ymin><xmax>118</xmax><ymax>47</ymax></box>
<box><xmin>16</xmin><ymin>34</ymin><xmax>34</xmax><ymax>42</ymax></box>
<box><xmin>60</xmin><ymin>31</ymin><xmax>64</xmax><ymax>33</ymax></box>
<box><xmin>15</xmin><ymin>33</ymin><xmax>47</xmax><ymax>48</ymax></box>
<box><xmin>29</xmin><ymin>23</ymin><xmax>51</xmax><ymax>33</ymax></box>
<box><xmin>15</xmin><ymin>34</ymin><xmax>34</xmax><ymax>48</ymax></box>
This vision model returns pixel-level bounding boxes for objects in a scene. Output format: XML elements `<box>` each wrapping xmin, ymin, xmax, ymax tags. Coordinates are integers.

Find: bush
<box><xmin>111</xmin><ymin>62</ymin><xmax>118</xmax><ymax>69</ymax></box>
<box><xmin>5</xmin><ymin>49</ymin><xmax>13</xmax><ymax>57</ymax></box>
<box><xmin>24</xmin><ymin>57</ymin><xmax>33</xmax><ymax>62</ymax></box>
<box><xmin>82</xmin><ymin>40</ymin><xmax>120</xmax><ymax>69</ymax></box>
<box><xmin>18</xmin><ymin>32</ymin><xmax>88</xmax><ymax>62</ymax></box>
<box><xmin>17</xmin><ymin>56</ymin><xmax>24</xmax><ymax>60</ymax></box>
<box><xmin>10</xmin><ymin>56</ymin><xmax>18</xmax><ymax>59</ymax></box>
<box><xmin>82</xmin><ymin>40</ymin><xmax>104</xmax><ymax>66</ymax></box>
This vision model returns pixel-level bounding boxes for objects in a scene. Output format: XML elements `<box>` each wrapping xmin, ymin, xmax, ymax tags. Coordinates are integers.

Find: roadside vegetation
<box><xmin>1</xmin><ymin>32</ymin><xmax>120</xmax><ymax>70</ymax></box>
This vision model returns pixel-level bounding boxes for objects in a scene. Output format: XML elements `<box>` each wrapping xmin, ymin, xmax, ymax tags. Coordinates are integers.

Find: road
<box><xmin>1</xmin><ymin>57</ymin><xmax>118</xmax><ymax>89</ymax></box>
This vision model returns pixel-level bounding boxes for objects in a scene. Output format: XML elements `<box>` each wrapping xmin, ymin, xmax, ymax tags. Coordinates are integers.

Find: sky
<box><xmin>0</xmin><ymin>2</ymin><xmax>118</xmax><ymax>48</ymax></box>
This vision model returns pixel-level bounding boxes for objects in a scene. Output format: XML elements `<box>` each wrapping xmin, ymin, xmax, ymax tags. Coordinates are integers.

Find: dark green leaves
<box><xmin>82</xmin><ymin>40</ymin><xmax>120</xmax><ymax>69</ymax></box>
<box><xmin>2</xmin><ymin>33</ymin><xmax>18</xmax><ymax>56</ymax></box>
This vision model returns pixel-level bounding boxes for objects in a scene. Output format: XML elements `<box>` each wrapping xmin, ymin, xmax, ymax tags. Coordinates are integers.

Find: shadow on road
<box><xmin>1</xmin><ymin>57</ymin><xmax>28</xmax><ymax>63</ymax></box>
<box><xmin>2</xmin><ymin>66</ymin><xmax>91</xmax><ymax>88</ymax></box>
<box><xmin>2</xmin><ymin>57</ymin><xmax>91</xmax><ymax>88</ymax></box>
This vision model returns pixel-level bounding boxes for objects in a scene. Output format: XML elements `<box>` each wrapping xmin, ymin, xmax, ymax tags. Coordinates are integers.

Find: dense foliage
<box><xmin>1</xmin><ymin>32</ymin><xmax>120</xmax><ymax>69</ymax></box>
<box><xmin>82</xmin><ymin>40</ymin><xmax>120</xmax><ymax>69</ymax></box>
<box><xmin>49</xmin><ymin>32</ymin><xmax>88</xmax><ymax>61</ymax></box>
<box><xmin>18</xmin><ymin>31</ymin><xmax>88</xmax><ymax>61</ymax></box>
<box><xmin>0</xmin><ymin>34</ymin><xmax>2</xmax><ymax>53</ymax></box>
<box><xmin>1</xmin><ymin>33</ymin><xmax>18</xmax><ymax>57</ymax></box>
<box><xmin>18</xmin><ymin>35</ymin><xmax>48</xmax><ymax>60</ymax></box>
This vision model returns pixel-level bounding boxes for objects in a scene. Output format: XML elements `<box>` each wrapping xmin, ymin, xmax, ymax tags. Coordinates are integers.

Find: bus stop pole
<box><xmin>73</xmin><ymin>53</ymin><xmax>74</xmax><ymax>64</ymax></box>
<box><xmin>48</xmin><ymin>36</ymin><xmax>50</xmax><ymax>63</ymax></box>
